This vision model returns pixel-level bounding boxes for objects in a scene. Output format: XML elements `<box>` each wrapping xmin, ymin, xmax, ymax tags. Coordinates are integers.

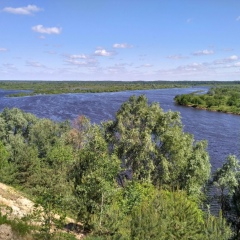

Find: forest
<box><xmin>174</xmin><ymin>85</ymin><xmax>240</xmax><ymax>115</ymax></box>
<box><xmin>0</xmin><ymin>95</ymin><xmax>239</xmax><ymax>239</ymax></box>
<box><xmin>0</xmin><ymin>80</ymin><xmax>239</xmax><ymax>97</ymax></box>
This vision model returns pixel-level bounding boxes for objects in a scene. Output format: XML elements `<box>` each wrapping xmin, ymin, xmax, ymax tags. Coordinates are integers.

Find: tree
<box><xmin>213</xmin><ymin>155</ymin><xmax>240</xmax><ymax>238</ymax></box>
<box><xmin>0</xmin><ymin>140</ymin><xmax>11</xmax><ymax>183</ymax></box>
<box><xmin>69</xmin><ymin>124</ymin><xmax>120</xmax><ymax>229</ymax></box>
<box><xmin>28</xmin><ymin>118</ymin><xmax>66</xmax><ymax>158</ymax></box>
<box><xmin>66</xmin><ymin>115</ymin><xmax>91</xmax><ymax>151</ymax></box>
<box><xmin>87</xmin><ymin>190</ymin><xmax>232</xmax><ymax>240</ymax></box>
<box><xmin>0</xmin><ymin>140</ymin><xmax>9</xmax><ymax>170</ymax></box>
<box><xmin>0</xmin><ymin>108</ymin><xmax>37</xmax><ymax>138</ymax></box>
<box><xmin>129</xmin><ymin>190</ymin><xmax>232</xmax><ymax>240</ymax></box>
<box><xmin>105</xmin><ymin>95</ymin><xmax>210</xmax><ymax>197</ymax></box>
<box><xmin>5</xmin><ymin>134</ymin><xmax>40</xmax><ymax>185</ymax></box>
<box><xmin>213</xmin><ymin>155</ymin><xmax>240</xmax><ymax>216</ymax></box>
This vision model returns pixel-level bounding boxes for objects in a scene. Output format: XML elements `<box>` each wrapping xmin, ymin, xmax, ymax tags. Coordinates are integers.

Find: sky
<box><xmin>1</xmin><ymin>0</ymin><xmax>240</xmax><ymax>81</ymax></box>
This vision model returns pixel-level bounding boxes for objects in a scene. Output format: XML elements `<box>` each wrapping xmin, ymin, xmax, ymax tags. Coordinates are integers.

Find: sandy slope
<box><xmin>0</xmin><ymin>182</ymin><xmax>34</xmax><ymax>218</ymax></box>
<box><xmin>0</xmin><ymin>182</ymin><xmax>84</xmax><ymax>239</ymax></box>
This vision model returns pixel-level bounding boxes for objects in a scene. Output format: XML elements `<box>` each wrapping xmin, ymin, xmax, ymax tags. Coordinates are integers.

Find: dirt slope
<box><xmin>0</xmin><ymin>182</ymin><xmax>84</xmax><ymax>239</ymax></box>
<box><xmin>0</xmin><ymin>182</ymin><xmax>34</xmax><ymax>218</ymax></box>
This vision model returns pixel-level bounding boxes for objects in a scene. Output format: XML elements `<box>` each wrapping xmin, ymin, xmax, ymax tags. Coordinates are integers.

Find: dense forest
<box><xmin>174</xmin><ymin>85</ymin><xmax>240</xmax><ymax>115</ymax></box>
<box><xmin>0</xmin><ymin>80</ymin><xmax>239</xmax><ymax>97</ymax></box>
<box><xmin>0</xmin><ymin>95</ymin><xmax>239</xmax><ymax>239</ymax></box>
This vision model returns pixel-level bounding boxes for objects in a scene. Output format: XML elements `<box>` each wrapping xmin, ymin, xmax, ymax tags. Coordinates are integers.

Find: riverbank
<box><xmin>174</xmin><ymin>85</ymin><xmax>240</xmax><ymax>115</ymax></box>
<box><xmin>0</xmin><ymin>80</ymin><xmax>238</xmax><ymax>97</ymax></box>
<box><xmin>182</xmin><ymin>104</ymin><xmax>240</xmax><ymax>115</ymax></box>
<box><xmin>0</xmin><ymin>80</ymin><xmax>191</xmax><ymax>97</ymax></box>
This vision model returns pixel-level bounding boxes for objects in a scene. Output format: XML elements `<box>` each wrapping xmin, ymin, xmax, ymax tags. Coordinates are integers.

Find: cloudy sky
<box><xmin>1</xmin><ymin>0</ymin><xmax>240</xmax><ymax>81</ymax></box>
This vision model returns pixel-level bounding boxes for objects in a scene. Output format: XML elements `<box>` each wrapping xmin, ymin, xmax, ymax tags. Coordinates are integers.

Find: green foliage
<box><xmin>203</xmin><ymin>211</ymin><xmax>233</xmax><ymax>240</ymax></box>
<box><xmin>0</xmin><ymin>93</ymin><xmax>235</xmax><ymax>239</ymax></box>
<box><xmin>232</xmin><ymin>179</ymin><xmax>240</xmax><ymax>238</ymax></box>
<box><xmin>88</xmin><ymin>190</ymin><xmax>232</xmax><ymax>240</ymax></box>
<box><xmin>175</xmin><ymin>86</ymin><xmax>240</xmax><ymax>114</ymax></box>
<box><xmin>214</xmin><ymin>155</ymin><xmax>240</xmax><ymax>194</ymax></box>
<box><xmin>7</xmin><ymin>134</ymin><xmax>40</xmax><ymax>185</ymax></box>
<box><xmin>105</xmin><ymin>95</ymin><xmax>211</xmax><ymax>198</ymax></box>
<box><xmin>0</xmin><ymin>206</ymin><xmax>32</xmax><ymax>237</ymax></box>
<box><xmin>46</xmin><ymin>141</ymin><xmax>74</xmax><ymax>170</ymax></box>
<box><xmin>66</xmin><ymin>115</ymin><xmax>91</xmax><ymax>151</ymax></box>
<box><xmin>129</xmin><ymin>190</ymin><xmax>204</xmax><ymax>240</ymax></box>
<box><xmin>118</xmin><ymin>181</ymin><xmax>155</xmax><ymax>214</ymax></box>
<box><xmin>212</xmin><ymin>155</ymin><xmax>240</xmax><ymax>238</ymax></box>
<box><xmin>213</xmin><ymin>155</ymin><xmax>240</xmax><ymax>215</ymax></box>
<box><xmin>32</xmin><ymin>190</ymin><xmax>67</xmax><ymax>240</ymax></box>
<box><xmin>69</xmin><ymin>123</ymin><xmax>120</xmax><ymax>229</ymax></box>
<box><xmin>0</xmin><ymin>80</ymin><xmax>202</xmax><ymax>96</ymax></box>
<box><xmin>0</xmin><ymin>141</ymin><xmax>9</xmax><ymax>172</ymax></box>
<box><xmin>29</xmin><ymin>118</ymin><xmax>65</xmax><ymax>158</ymax></box>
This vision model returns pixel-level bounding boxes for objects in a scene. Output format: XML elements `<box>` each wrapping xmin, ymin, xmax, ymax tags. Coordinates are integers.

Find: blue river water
<box><xmin>0</xmin><ymin>87</ymin><xmax>239</xmax><ymax>172</ymax></box>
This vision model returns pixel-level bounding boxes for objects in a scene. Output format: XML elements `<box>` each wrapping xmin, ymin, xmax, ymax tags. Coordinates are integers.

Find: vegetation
<box><xmin>0</xmin><ymin>95</ymin><xmax>239</xmax><ymax>239</ymax></box>
<box><xmin>0</xmin><ymin>80</ymin><xmax>238</xmax><ymax>97</ymax></box>
<box><xmin>174</xmin><ymin>85</ymin><xmax>240</xmax><ymax>114</ymax></box>
<box><xmin>0</xmin><ymin>208</ymin><xmax>32</xmax><ymax>238</ymax></box>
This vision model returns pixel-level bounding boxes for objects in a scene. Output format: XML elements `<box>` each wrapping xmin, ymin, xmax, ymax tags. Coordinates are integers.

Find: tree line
<box><xmin>0</xmin><ymin>95</ymin><xmax>239</xmax><ymax>239</ymax></box>
<box><xmin>174</xmin><ymin>86</ymin><xmax>240</xmax><ymax>115</ymax></box>
<box><xmin>0</xmin><ymin>80</ymin><xmax>239</xmax><ymax>97</ymax></box>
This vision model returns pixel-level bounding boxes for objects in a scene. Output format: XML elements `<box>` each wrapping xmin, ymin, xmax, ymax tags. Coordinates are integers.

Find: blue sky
<box><xmin>1</xmin><ymin>0</ymin><xmax>240</xmax><ymax>81</ymax></box>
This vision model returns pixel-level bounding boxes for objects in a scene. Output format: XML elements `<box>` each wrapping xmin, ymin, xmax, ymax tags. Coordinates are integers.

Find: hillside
<box><xmin>0</xmin><ymin>182</ymin><xmax>84</xmax><ymax>240</ymax></box>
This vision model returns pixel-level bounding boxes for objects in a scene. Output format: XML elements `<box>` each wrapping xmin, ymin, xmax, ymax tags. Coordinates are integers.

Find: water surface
<box><xmin>0</xmin><ymin>87</ymin><xmax>239</xmax><ymax>171</ymax></box>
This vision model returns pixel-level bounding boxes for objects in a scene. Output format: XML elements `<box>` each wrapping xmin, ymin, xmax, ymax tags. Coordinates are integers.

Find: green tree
<box><xmin>87</xmin><ymin>190</ymin><xmax>232</xmax><ymax>240</ymax></box>
<box><xmin>66</xmin><ymin>115</ymin><xmax>91</xmax><ymax>151</ymax></box>
<box><xmin>69</xmin><ymin>124</ymin><xmax>120</xmax><ymax>229</ymax></box>
<box><xmin>6</xmin><ymin>134</ymin><xmax>40</xmax><ymax>185</ymax></box>
<box><xmin>0</xmin><ymin>140</ymin><xmax>9</xmax><ymax>170</ymax></box>
<box><xmin>213</xmin><ymin>155</ymin><xmax>240</xmax><ymax>216</ymax></box>
<box><xmin>105</xmin><ymin>95</ymin><xmax>210</xmax><ymax>197</ymax></box>
<box><xmin>46</xmin><ymin>140</ymin><xmax>74</xmax><ymax>170</ymax></box>
<box><xmin>0</xmin><ymin>108</ymin><xmax>37</xmax><ymax>139</ymax></box>
<box><xmin>0</xmin><ymin>140</ymin><xmax>12</xmax><ymax>183</ymax></box>
<box><xmin>29</xmin><ymin>118</ymin><xmax>66</xmax><ymax>158</ymax></box>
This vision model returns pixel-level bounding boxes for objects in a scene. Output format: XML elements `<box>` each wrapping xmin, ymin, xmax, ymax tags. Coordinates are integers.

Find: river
<box><xmin>0</xmin><ymin>87</ymin><xmax>239</xmax><ymax>172</ymax></box>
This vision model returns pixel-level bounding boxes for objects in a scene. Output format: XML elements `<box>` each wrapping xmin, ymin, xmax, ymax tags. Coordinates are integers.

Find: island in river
<box><xmin>174</xmin><ymin>84</ymin><xmax>240</xmax><ymax>115</ymax></box>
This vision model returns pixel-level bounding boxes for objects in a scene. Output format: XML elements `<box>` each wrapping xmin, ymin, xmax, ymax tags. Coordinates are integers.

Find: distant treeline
<box><xmin>0</xmin><ymin>80</ymin><xmax>239</xmax><ymax>97</ymax></box>
<box><xmin>174</xmin><ymin>85</ymin><xmax>240</xmax><ymax>115</ymax></box>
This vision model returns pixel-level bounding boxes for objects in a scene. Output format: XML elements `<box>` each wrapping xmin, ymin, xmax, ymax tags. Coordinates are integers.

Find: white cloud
<box><xmin>167</xmin><ymin>54</ymin><xmax>187</xmax><ymax>60</ymax></box>
<box><xmin>3</xmin><ymin>5</ymin><xmax>42</xmax><ymax>15</ymax></box>
<box><xmin>193</xmin><ymin>49</ymin><xmax>214</xmax><ymax>56</ymax></box>
<box><xmin>0</xmin><ymin>48</ymin><xmax>7</xmax><ymax>52</ymax></box>
<box><xmin>3</xmin><ymin>63</ymin><xmax>17</xmax><ymax>70</ymax></box>
<box><xmin>32</xmin><ymin>25</ymin><xmax>62</xmax><ymax>34</ymax></box>
<box><xmin>69</xmin><ymin>54</ymin><xmax>87</xmax><ymax>59</ymax></box>
<box><xmin>233</xmin><ymin>62</ymin><xmax>240</xmax><ymax>67</ymax></box>
<box><xmin>26</xmin><ymin>61</ymin><xmax>45</xmax><ymax>68</ymax></box>
<box><xmin>214</xmin><ymin>55</ymin><xmax>238</xmax><ymax>65</ymax></box>
<box><xmin>65</xmin><ymin>54</ymin><xmax>97</xmax><ymax>67</ymax></box>
<box><xmin>66</xmin><ymin>59</ymin><xmax>88</xmax><ymax>66</ymax></box>
<box><xmin>228</xmin><ymin>55</ymin><xmax>238</xmax><ymax>60</ymax></box>
<box><xmin>179</xmin><ymin>63</ymin><xmax>204</xmax><ymax>71</ymax></box>
<box><xmin>113</xmin><ymin>43</ymin><xmax>133</xmax><ymax>49</ymax></box>
<box><xmin>139</xmin><ymin>64</ymin><xmax>153</xmax><ymax>68</ymax></box>
<box><xmin>94</xmin><ymin>48</ymin><xmax>114</xmax><ymax>56</ymax></box>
